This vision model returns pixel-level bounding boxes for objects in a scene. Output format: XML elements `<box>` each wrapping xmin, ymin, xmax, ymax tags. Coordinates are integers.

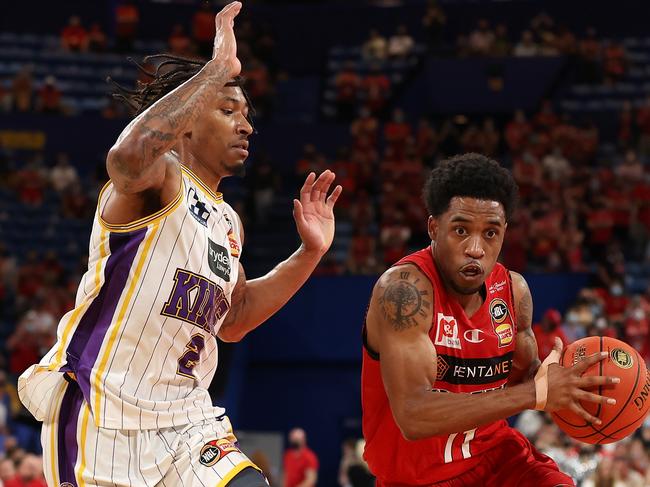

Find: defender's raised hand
<box><xmin>293</xmin><ymin>170</ymin><xmax>343</xmax><ymax>256</ymax></box>
<box><xmin>211</xmin><ymin>1</ymin><xmax>242</xmax><ymax>78</ymax></box>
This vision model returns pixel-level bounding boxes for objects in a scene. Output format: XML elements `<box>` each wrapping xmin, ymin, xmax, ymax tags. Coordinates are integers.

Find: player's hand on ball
<box><xmin>210</xmin><ymin>1</ymin><xmax>242</xmax><ymax>78</ymax></box>
<box><xmin>293</xmin><ymin>170</ymin><xmax>343</xmax><ymax>256</ymax></box>
<box><xmin>544</xmin><ymin>338</ymin><xmax>620</xmax><ymax>425</ymax></box>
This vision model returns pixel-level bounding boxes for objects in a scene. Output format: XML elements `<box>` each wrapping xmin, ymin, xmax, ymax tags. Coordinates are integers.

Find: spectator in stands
<box><xmin>242</xmin><ymin>57</ymin><xmax>273</xmax><ymax>117</ymax></box>
<box><xmin>347</xmin><ymin>225</ymin><xmax>378</xmax><ymax>275</ymax></box>
<box><xmin>361</xmin><ymin>65</ymin><xmax>390</xmax><ymax>115</ymax></box>
<box><xmin>351</xmin><ymin>107</ymin><xmax>379</xmax><ymax>148</ymax></box>
<box><xmin>361</xmin><ymin>30</ymin><xmax>387</xmax><ymax>63</ymax></box>
<box><xmin>618</xmin><ymin>101</ymin><xmax>636</xmax><ymax>148</ymax></box>
<box><xmin>4</xmin><ymin>454</ymin><xmax>46</xmax><ymax>487</ymax></box>
<box><xmin>603</xmin><ymin>41</ymin><xmax>628</xmax><ymax>84</ymax></box>
<box><xmin>637</xmin><ymin>95</ymin><xmax>650</xmax><ymax>157</ymax></box>
<box><xmin>505</xmin><ymin>109</ymin><xmax>532</xmax><ymax>154</ymax></box>
<box><xmin>7</xmin><ymin>299</ymin><xmax>56</xmax><ymax>375</ymax></box>
<box><xmin>380</xmin><ymin>210</ymin><xmax>411</xmax><ymax>266</ymax></box>
<box><xmin>0</xmin><ymin>458</ymin><xmax>15</xmax><ymax>483</ymax></box>
<box><xmin>87</xmin><ymin>23</ymin><xmax>107</xmax><ymax>53</ymax></box>
<box><xmin>617</xmin><ymin>149</ymin><xmax>644</xmax><ymax>184</ymax></box>
<box><xmin>249</xmin><ymin>154</ymin><xmax>279</xmax><ymax>223</ymax></box>
<box><xmin>14</xmin><ymin>155</ymin><xmax>46</xmax><ymax>206</ymax></box>
<box><xmin>542</xmin><ymin>145</ymin><xmax>571</xmax><ymax>181</ymax></box>
<box><xmin>36</xmin><ymin>76</ymin><xmax>63</xmax><ymax>115</ymax></box>
<box><xmin>513</xmin><ymin>30</ymin><xmax>539</xmax><ymax>57</ymax></box>
<box><xmin>115</xmin><ymin>0</ymin><xmax>139</xmax><ymax>53</ymax></box>
<box><xmin>61</xmin><ymin>182</ymin><xmax>91</xmax><ymax>219</ymax></box>
<box><xmin>555</xmin><ymin>25</ymin><xmax>577</xmax><ymax>56</ymax></box>
<box><xmin>60</xmin><ymin>16</ymin><xmax>88</xmax><ymax>52</ymax></box>
<box><xmin>283</xmin><ymin>428</ymin><xmax>318</xmax><ymax>487</ymax></box>
<box><xmin>384</xmin><ymin>108</ymin><xmax>411</xmax><ymax>154</ymax></box>
<box><xmin>192</xmin><ymin>3</ymin><xmax>216</xmax><ymax>59</ymax></box>
<box><xmin>416</xmin><ymin>117</ymin><xmax>437</xmax><ymax>165</ymax></box>
<box><xmin>491</xmin><ymin>24</ymin><xmax>511</xmax><ymax>57</ymax></box>
<box><xmin>335</xmin><ymin>62</ymin><xmax>361</xmax><ymax>121</ymax></box>
<box><xmin>168</xmin><ymin>24</ymin><xmax>192</xmax><ymax>57</ymax></box>
<box><xmin>387</xmin><ymin>25</ymin><xmax>415</xmax><ymax>59</ymax></box>
<box><xmin>421</xmin><ymin>2</ymin><xmax>446</xmax><ymax>54</ymax></box>
<box><xmin>468</xmin><ymin>19</ymin><xmax>494</xmax><ymax>56</ymax></box>
<box><xmin>577</xmin><ymin>27</ymin><xmax>602</xmax><ymax>84</ymax></box>
<box><xmin>11</xmin><ymin>69</ymin><xmax>33</xmax><ymax>113</ymax></box>
<box><xmin>49</xmin><ymin>152</ymin><xmax>79</xmax><ymax>194</ymax></box>
<box><xmin>532</xmin><ymin>309</ymin><xmax>567</xmax><ymax>360</ymax></box>
<box><xmin>625</xmin><ymin>295</ymin><xmax>649</xmax><ymax>358</ymax></box>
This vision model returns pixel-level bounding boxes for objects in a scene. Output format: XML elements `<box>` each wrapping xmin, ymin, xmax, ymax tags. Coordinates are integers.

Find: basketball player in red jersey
<box><xmin>361</xmin><ymin>154</ymin><xmax>620</xmax><ymax>487</ymax></box>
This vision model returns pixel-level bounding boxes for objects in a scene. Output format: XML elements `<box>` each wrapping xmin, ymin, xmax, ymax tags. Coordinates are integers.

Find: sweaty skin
<box><xmin>365</xmin><ymin>197</ymin><xmax>619</xmax><ymax>439</ymax></box>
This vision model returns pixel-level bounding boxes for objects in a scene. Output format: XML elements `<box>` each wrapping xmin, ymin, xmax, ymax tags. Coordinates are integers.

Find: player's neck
<box><xmin>174</xmin><ymin>148</ymin><xmax>223</xmax><ymax>193</ymax></box>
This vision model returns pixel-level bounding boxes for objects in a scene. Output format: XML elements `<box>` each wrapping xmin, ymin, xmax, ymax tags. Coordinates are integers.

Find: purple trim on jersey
<box><xmin>64</xmin><ymin>228</ymin><xmax>147</xmax><ymax>403</ymax></box>
<box><xmin>57</xmin><ymin>380</ymin><xmax>83</xmax><ymax>486</ymax></box>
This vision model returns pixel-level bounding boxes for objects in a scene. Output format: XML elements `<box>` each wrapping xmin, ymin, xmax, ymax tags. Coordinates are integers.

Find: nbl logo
<box><xmin>187</xmin><ymin>187</ymin><xmax>210</xmax><ymax>226</ymax></box>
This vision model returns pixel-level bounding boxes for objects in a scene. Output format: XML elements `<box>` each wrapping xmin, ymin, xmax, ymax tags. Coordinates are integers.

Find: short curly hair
<box><xmin>423</xmin><ymin>153</ymin><xmax>519</xmax><ymax>221</ymax></box>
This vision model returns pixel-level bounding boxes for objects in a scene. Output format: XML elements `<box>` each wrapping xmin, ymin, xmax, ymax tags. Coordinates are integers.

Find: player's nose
<box><xmin>465</xmin><ymin>237</ymin><xmax>485</xmax><ymax>259</ymax></box>
<box><xmin>237</xmin><ymin>116</ymin><xmax>253</xmax><ymax>136</ymax></box>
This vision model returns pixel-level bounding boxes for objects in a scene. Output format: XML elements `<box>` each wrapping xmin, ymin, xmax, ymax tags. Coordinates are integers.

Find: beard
<box><xmin>224</xmin><ymin>159</ymin><xmax>246</xmax><ymax>177</ymax></box>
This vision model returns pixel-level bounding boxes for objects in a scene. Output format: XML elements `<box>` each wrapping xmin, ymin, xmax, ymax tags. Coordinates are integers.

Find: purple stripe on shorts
<box><xmin>64</xmin><ymin>228</ymin><xmax>148</xmax><ymax>403</ymax></box>
<box><xmin>57</xmin><ymin>380</ymin><xmax>84</xmax><ymax>486</ymax></box>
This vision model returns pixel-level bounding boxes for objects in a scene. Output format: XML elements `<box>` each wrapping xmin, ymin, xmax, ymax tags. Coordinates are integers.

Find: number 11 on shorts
<box><xmin>444</xmin><ymin>428</ymin><xmax>476</xmax><ymax>463</ymax></box>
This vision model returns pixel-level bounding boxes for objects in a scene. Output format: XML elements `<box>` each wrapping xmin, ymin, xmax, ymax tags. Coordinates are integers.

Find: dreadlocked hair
<box><xmin>108</xmin><ymin>53</ymin><xmax>256</xmax><ymax>127</ymax></box>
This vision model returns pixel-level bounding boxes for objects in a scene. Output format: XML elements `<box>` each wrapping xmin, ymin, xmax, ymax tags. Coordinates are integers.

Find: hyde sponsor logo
<box><xmin>208</xmin><ymin>238</ymin><xmax>231</xmax><ymax>282</ymax></box>
<box><xmin>434</xmin><ymin>313</ymin><xmax>461</xmax><ymax>350</ymax></box>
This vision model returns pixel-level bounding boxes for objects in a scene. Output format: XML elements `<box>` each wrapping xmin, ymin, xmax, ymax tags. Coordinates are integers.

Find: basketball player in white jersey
<box><xmin>18</xmin><ymin>3</ymin><xmax>341</xmax><ymax>486</ymax></box>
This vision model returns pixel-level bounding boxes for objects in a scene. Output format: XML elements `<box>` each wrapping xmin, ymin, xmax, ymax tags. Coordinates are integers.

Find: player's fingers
<box><xmin>292</xmin><ymin>199</ymin><xmax>305</xmax><ymax>225</ymax></box>
<box><xmin>300</xmin><ymin>172</ymin><xmax>316</xmax><ymax>198</ymax></box>
<box><xmin>551</xmin><ymin>337</ymin><xmax>563</xmax><ymax>355</ymax></box>
<box><xmin>573</xmin><ymin>351</ymin><xmax>608</xmax><ymax>374</ymax></box>
<box><xmin>311</xmin><ymin>170</ymin><xmax>331</xmax><ymax>201</ymax></box>
<box><xmin>576</xmin><ymin>389</ymin><xmax>617</xmax><ymax>406</ymax></box>
<box><xmin>326</xmin><ymin>185</ymin><xmax>343</xmax><ymax>209</ymax></box>
<box><xmin>319</xmin><ymin>171</ymin><xmax>335</xmax><ymax>202</ymax></box>
<box><xmin>569</xmin><ymin>402</ymin><xmax>602</xmax><ymax>425</ymax></box>
<box><xmin>576</xmin><ymin>375</ymin><xmax>621</xmax><ymax>388</ymax></box>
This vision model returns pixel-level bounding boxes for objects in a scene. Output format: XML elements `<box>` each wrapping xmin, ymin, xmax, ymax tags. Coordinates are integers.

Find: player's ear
<box><xmin>427</xmin><ymin>215</ymin><xmax>437</xmax><ymax>242</ymax></box>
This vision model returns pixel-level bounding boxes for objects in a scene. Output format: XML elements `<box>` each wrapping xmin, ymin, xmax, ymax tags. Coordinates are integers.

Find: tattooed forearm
<box><xmin>110</xmin><ymin>63</ymin><xmax>229</xmax><ymax>180</ymax></box>
<box><xmin>378</xmin><ymin>271</ymin><xmax>431</xmax><ymax>331</ymax></box>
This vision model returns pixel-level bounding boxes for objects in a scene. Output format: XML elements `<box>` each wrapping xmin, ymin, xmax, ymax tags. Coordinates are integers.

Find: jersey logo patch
<box><xmin>188</xmin><ymin>187</ymin><xmax>210</xmax><ymax>226</ymax></box>
<box><xmin>489</xmin><ymin>298</ymin><xmax>513</xmax><ymax>348</ymax></box>
<box><xmin>436</xmin><ymin>355</ymin><xmax>450</xmax><ymax>381</ymax></box>
<box><xmin>199</xmin><ymin>439</ymin><xmax>240</xmax><ymax>467</ymax></box>
<box><xmin>463</xmin><ymin>329</ymin><xmax>485</xmax><ymax>344</ymax></box>
<box><xmin>434</xmin><ymin>313</ymin><xmax>461</xmax><ymax>350</ymax></box>
<box><xmin>161</xmin><ymin>268</ymin><xmax>230</xmax><ymax>334</ymax></box>
<box><xmin>208</xmin><ymin>238</ymin><xmax>231</xmax><ymax>282</ymax></box>
<box><xmin>435</xmin><ymin>352</ymin><xmax>514</xmax><ymax>385</ymax></box>
<box><xmin>223</xmin><ymin>213</ymin><xmax>241</xmax><ymax>257</ymax></box>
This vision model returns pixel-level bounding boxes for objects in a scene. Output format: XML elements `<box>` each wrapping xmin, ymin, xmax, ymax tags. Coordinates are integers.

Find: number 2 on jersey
<box><xmin>177</xmin><ymin>334</ymin><xmax>206</xmax><ymax>379</ymax></box>
<box><xmin>444</xmin><ymin>428</ymin><xmax>476</xmax><ymax>463</ymax></box>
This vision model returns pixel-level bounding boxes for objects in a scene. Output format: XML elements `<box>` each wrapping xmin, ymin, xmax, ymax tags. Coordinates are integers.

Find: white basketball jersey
<box><xmin>19</xmin><ymin>166</ymin><xmax>242</xmax><ymax>430</ymax></box>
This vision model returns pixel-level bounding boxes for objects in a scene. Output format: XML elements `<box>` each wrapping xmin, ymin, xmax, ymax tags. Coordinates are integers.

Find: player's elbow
<box><xmin>394</xmin><ymin>404</ymin><xmax>434</xmax><ymax>441</ymax></box>
<box><xmin>217</xmin><ymin>327</ymin><xmax>247</xmax><ymax>343</ymax></box>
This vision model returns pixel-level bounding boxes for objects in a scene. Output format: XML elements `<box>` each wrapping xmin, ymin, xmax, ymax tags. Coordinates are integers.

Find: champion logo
<box><xmin>463</xmin><ymin>329</ymin><xmax>485</xmax><ymax>344</ymax></box>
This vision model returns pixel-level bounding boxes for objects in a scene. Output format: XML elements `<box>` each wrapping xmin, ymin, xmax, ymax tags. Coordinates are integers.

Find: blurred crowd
<box><xmin>1</xmin><ymin>1</ymin><xmax>650</xmax><ymax>486</ymax></box>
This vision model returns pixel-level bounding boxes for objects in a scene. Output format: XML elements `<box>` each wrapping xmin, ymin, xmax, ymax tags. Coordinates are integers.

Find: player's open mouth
<box><xmin>460</xmin><ymin>264</ymin><xmax>483</xmax><ymax>278</ymax></box>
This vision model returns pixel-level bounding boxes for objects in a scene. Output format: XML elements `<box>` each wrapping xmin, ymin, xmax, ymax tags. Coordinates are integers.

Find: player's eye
<box><xmin>454</xmin><ymin>227</ymin><xmax>466</xmax><ymax>236</ymax></box>
<box><xmin>486</xmin><ymin>229</ymin><xmax>497</xmax><ymax>238</ymax></box>
<box><xmin>222</xmin><ymin>109</ymin><xmax>234</xmax><ymax>115</ymax></box>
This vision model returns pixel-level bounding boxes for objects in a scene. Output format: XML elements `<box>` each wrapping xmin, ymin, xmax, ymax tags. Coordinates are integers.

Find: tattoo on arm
<box><xmin>378</xmin><ymin>271</ymin><xmax>431</xmax><ymax>331</ymax></box>
<box><xmin>519</xmin><ymin>290</ymin><xmax>532</xmax><ymax>329</ymax></box>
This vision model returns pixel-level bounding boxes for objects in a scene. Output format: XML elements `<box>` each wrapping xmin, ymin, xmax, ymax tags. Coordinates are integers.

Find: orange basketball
<box><xmin>550</xmin><ymin>336</ymin><xmax>650</xmax><ymax>444</ymax></box>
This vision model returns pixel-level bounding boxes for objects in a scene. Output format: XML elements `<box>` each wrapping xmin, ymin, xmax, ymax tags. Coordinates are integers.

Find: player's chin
<box><xmin>224</xmin><ymin>157</ymin><xmax>246</xmax><ymax>177</ymax></box>
<box><xmin>454</xmin><ymin>273</ymin><xmax>485</xmax><ymax>295</ymax></box>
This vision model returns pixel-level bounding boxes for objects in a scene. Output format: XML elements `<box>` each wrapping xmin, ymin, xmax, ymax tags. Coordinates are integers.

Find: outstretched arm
<box><xmin>218</xmin><ymin>170</ymin><xmax>342</xmax><ymax>342</ymax></box>
<box><xmin>508</xmin><ymin>271</ymin><xmax>541</xmax><ymax>385</ymax></box>
<box><xmin>366</xmin><ymin>264</ymin><xmax>617</xmax><ymax>440</ymax></box>
<box><xmin>106</xmin><ymin>2</ymin><xmax>242</xmax><ymax>195</ymax></box>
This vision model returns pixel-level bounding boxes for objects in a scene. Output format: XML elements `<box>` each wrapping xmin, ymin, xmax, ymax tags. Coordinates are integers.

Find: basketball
<box><xmin>551</xmin><ymin>336</ymin><xmax>650</xmax><ymax>444</ymax></box>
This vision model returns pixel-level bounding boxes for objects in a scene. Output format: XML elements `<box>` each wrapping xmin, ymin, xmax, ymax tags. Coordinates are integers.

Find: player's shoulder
<box><xmin>375</xmin><ymin>262</ymin><xmax>432</xmax><ymax>293</ymax></box>
<box><xmin>370</xmin><ymin>263</ymin><xmax>434</xmax><ymax>333</ymax></box>
<box><xmin>508</xmin><ymin>270</ymin><xmax>530</xmax><ymax>299</ymax></box>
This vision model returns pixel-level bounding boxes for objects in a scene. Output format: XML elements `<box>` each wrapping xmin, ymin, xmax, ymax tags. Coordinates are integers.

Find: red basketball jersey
<box><xmin>362</xmin><ymin>247</ymin><xmax>520</xmax><ymax>485</ymax></box>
